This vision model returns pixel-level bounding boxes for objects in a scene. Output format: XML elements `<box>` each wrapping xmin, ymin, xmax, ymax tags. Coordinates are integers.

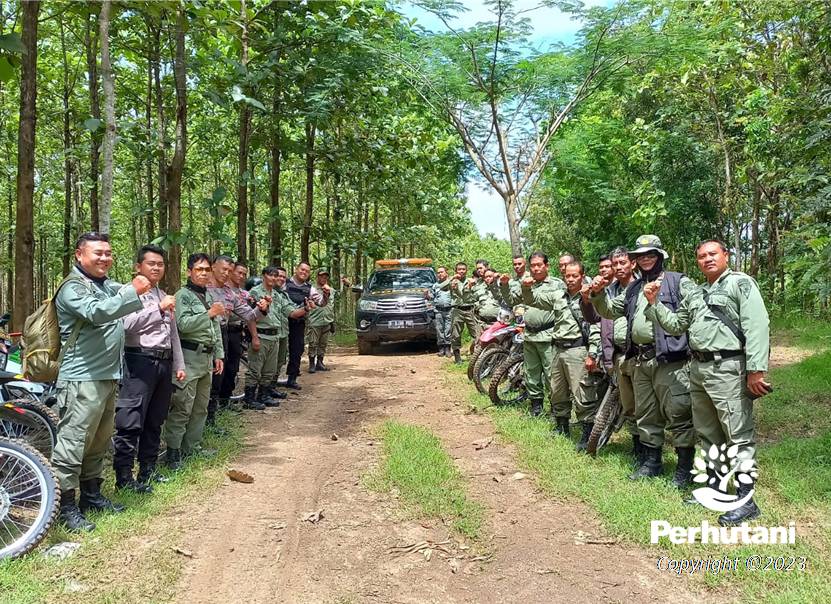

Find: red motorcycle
<box><xmin>467</xmin><ymin>309</ymin><xmax>523</xmax><ymax>395</ymax></box>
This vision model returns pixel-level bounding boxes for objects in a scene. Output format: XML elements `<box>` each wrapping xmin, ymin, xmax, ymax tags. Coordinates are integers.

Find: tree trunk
<box><xmin>503</xmin><ymin>193</ymin><xmax>522</xmax><ymax>257</ymax></box>
<box><xmin>748</xmin><ymin>169</ymin><xmax>761</xmax><ymax>278</ymax></box>
<box><xmin>354</xmin><ymin>180</ymin><xmax>363</xmax><ymax>284</ymax></box>
<box><xmin>85</xmin><ymin>10</ymin><xmax>101</xmax><ymax>232</ymax></box>
<box><xmin>150</xmin><ymin>20</ymin><xmax>166</xmax><ymax>235</ymax></box>
<box><xmin>248</xmin><ymin>163</ymin><xmax>257</xmax><ymax>264</ymax></box>
<box><xmin>13</xmin><ymin>0</ymin><xmax>40</xmax><ymax>332</ymax></box>
<box><xmin>300</xmin><ymin>121</ymin><xmax>316</xmax><ymax>264</ymax></box>
<box><xmin>331</xmin><ymin>171</ymin><xmax>342</xmax><ymax>283</ymax></box>
<box><xmin>98</xmin><ymin>0</ymin><xmax>116</xmax><ymax>234</ymax></box>
<box><xmin>236</xmin><ymin>0</ymin><xmax>250</xmax><ymax>263</ymax></box>
<box><xmin>268</xmin><ymin>144</ymin><xmax>282</xmax><ymax>264</ymax></box>
<box><xmin>766</xmin><ymin>190</ymin><xmax>780</xmax><ymax>299</ymax></box>
<box><xmin>145</xmin><ymin>28</ymin><xmax>155</xmax><ymax>239</ymax></box>
<box><xmin>163</xmin><ymin>7</ymin><xmax>187</xmax><ymax>292</ymax></box>
<box><xmin>60</xmin><ymin>18</ymin><xmax>73</xmax><ymax>276</ymax></box>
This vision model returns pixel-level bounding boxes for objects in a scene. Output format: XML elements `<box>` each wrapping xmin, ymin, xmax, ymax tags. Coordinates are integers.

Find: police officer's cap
<box><xmin>629</xmin><ymin>234</ymin><xmax>669</xmax><ymax>259</ymax></box>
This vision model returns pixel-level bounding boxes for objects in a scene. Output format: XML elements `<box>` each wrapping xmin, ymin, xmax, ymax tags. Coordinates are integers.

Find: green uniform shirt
<box><xmin>56</xmin><ymin>267</ymin><xmax>144</xmax><ymax>381</ymax></box>
<box><xmin>307</xmin><ymin>288</ymin><xmax>338</xmax><ymax>328</ymax></box>
<box><xmin>645</xmin><ymin>269</ymin><xmax>770</xmax><ymax>372</ymax></box>
<box><xmin>174</xmin><ymin>285</ymin><xmax>224</xmax><ymax>360</ymax></box>
<box><xmin>565</xmin><ymin>290</ymin><xmax>601</xmax><ymax>356</ymax></box>
<box><xmin>436</xmin><ymin>277</ymin><xmax>479</xmax><ymax>307</ymax></box>
<box><xmin>250</xmin><ymin>284</ymin><xmax>297</xmax><ymax>339</ymax></box>
<box><xmin>474</xmin><ymin>280</ymin><xmax>501</xmax><ymax>319</ymax></box>
<box><xmin>591</xmin><ymin>276</ymin><xmax>696</xmax><ymax>345</ymax></box>
<box><xmin>607</xmin><ymin>281</ymin><xmax>630</xmax><ymax>347</ymax></box>
<box><xmin>499</xmin><ymin>276</ymin><xmax>566</xmax><ymax>343</ymax></box>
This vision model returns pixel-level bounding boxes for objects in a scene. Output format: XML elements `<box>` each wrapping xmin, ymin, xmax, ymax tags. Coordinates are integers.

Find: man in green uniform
<box><xmin>589</xmin><ymin>235</ymin><xmax>696</xmax><ymax>486</ymax></box>
<box><xmin>500</xmin><ymin>252</ymin><xmax>566</xmax><ymax>417</ymax></box>
<box><xmin>551</xmin><ymin>261</ymin><xmax>602</xmax><ymax>449</ymax></box>
<box><xmin>427</xmin><ymin>266</ymin><xmax>453</xmax><ymax>357</ymax></box>
<box><xmin>53</xmin><ymin>232</ymin><xmax>147</xmax><ymax>531</ymax></box>
<box><xmin>644</xmin><ymin>240</ymin><xmax>770</xmax><ymax>525</ymax></box>
<box><xmin>247</xmin><ymin>266</ymin><xmax>307</xmax><ymax>407</ymax></box>
<box><xmin>474</xmin><ymin>268</ymin><xmax>501</xmax><ymax>323</ymax></box>
<box><xmin>306</xmin><ymin>270</ymin><xmax>350</xmax><ymax>372</ymax></box>
<box><xmin>437</xmin><ymin>262</ymin><xmax>481</xmax><ymax>364</ymax></box>
<box><xmin>162</xmin><ymin>253</ymin><xmax>225</xmax><ymax>470</ymax></box>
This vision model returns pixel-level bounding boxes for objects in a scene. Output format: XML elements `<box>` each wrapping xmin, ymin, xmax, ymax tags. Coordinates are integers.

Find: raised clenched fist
<box><xmin>132</xmin><ymin>275</ymin><xmax>152</xmax><ymax>295</ymax></box>
<box><xmin>256</xmin><ymin>297</ymin><xmax>270</xmax><ymax>312</ymax></box>
<box><xmin>643</xmin><ymin>281</ymin><xmax>661</xmax><ymax>305</ymax></box>
<box><xmin>589</xmin><ymin>275</ymin><xmax>608</xmax><ymax>294</ymax></box>
<box><xmin>521</xmin><ymin>277</ymin><xmax>535</xmax><ymax>288</ymax></box>
<box><xmin>208</xmin><ymin>302</ymin><xmax>226</xmax><ymax>318</ymax></box>
<box><xmin>499</xmin><ymin>273</ymin><xmax>510</xmax><ymax>286</ymax></box>
<box><xmin>159</xmin><ymin>295</ymin><xmax>176</xmax><ymax>312</ymax></box>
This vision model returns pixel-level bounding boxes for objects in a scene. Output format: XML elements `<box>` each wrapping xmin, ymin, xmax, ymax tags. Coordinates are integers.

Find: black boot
<box><xmin>166</xmin><ymin>448</ymin><xmax>183</xmax><ymax>471</ymax></box>
<box><xmin>555</xmin><ymin>417</ymin><xmax>570</xmax><ymax>437</ymax></box>
<box><xmin>79</xmin><ymin>478</ymin><xmax>125</xmax><ymax>513</ymax></box>
<box><xmin>257</xmin><ymin>385</ymin><xmax>280</xmax><ymax>408</ymax></box>
<box><xmin>684</xmin><ymin>468</ymin><xmax>720</xmax><ymax>505</ymax></box>
<box><xmin>264</xmin><ymin>385</ymin><xmax>287</xmax><ymax>400</ymax></box>
<box><xmin>308</xmin><ymin>356</ymin><xmax>317</xmax><ymax>373</ymax></box>
<box><xmin>629</xmin><ymin>445</ymin><xmax>663</xmax><ymax>480</ymax></box>
<box><xmin>138</xmin><ymin>462</ymin><xmax>168</xmax><ymax>485</ymax></box>
<box><xmin>529</xmin><ymin>399</ymin><xmax>543</xmax><ymax>417</ymax></box>
<box><xmin>243</xmin><ymin>385</ymin><xmax>266</xmax><ymax>410</ymax></box>
<box><xmin>671</xmin><ymin>447</ymin><xmax>695</xmax><ymax>489</ymax></box>
<box><xmin>576</xmin><ymin>421</ymin><xmax>594</xmax><ymax>452</ymax></box>
<box><xmin>206</xmin><ymin>401</ymin><xmax>217</xmax><ymax>426</ymax></box>
<box><xmin>718</xmin><ymin>483</ymin><xmax>761</xmax><ymax>526</ymax></box>
<box><xmin>453</xmin><ymin>348</ymin><xmax>462</xmax><ymax>365</ymax></box>
<box><xmin>285</xmin><ymin>375</ymin><xmax>302</xmax><ymax>390</ymax></box>
<box><xmin>436</xmin><ymin>345</ymin><xmax>445</xmax><ymax>357</ymax></box>
<box><xmin>59</xmin><ymin>489</ymin><xmax>95</xmax><ymax>532</ymax></box>
<box><xmin>115</xmin><ymin>465</ymin><xmax>152</xmax><ymax>494</ymax></box>
<box><xmin>631</xmin><ymin>434</ymin><xmax>642</xmax><ymax>465</ymax></box>
<box><xmin>316</xmin><ymin>356</ymin><xmax>329</xmax><ymax>371</ymax></box>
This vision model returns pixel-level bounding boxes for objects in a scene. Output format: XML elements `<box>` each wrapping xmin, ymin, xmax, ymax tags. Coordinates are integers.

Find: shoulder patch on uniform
<box><xmin>736</xmin><ymin>278</ymin><xmax>753</xmax><ymax>300</ymax></box>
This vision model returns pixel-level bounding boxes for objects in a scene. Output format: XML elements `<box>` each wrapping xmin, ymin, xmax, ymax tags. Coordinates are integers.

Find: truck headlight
<box><xmin>358</xmin><ymin>299</ymin><xmax>377</xmax><ymax>311</ymax></box>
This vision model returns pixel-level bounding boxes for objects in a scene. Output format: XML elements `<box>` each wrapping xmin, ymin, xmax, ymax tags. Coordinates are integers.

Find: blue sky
<box><xmin>400</xmin><ymin>0</ymin><xmax>609</xmax><ymax>239</ymax></box>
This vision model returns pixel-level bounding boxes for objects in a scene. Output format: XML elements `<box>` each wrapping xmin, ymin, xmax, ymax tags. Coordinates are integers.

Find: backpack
<box><xmin>21</xmin><ymin>275</ymin><xmax>84</xmax><ymax>382</ymax></box>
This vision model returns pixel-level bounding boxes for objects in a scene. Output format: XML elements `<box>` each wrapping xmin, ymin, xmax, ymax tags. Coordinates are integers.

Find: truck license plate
<box><xmin>388</xmin><ymin>320</ymin><xmax>412</xmax><ymax>328</ymax></box>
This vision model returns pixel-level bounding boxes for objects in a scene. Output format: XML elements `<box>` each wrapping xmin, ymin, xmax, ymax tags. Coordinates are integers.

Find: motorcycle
<box><xmin>471</xmin><ymin>312</ymin><xmax>525</xmax><ymax>395</ymax></box>
<box><xmin>487</xmin><ymin>329</ymin><xmax>528</xmax><ymax>407</ymax></box>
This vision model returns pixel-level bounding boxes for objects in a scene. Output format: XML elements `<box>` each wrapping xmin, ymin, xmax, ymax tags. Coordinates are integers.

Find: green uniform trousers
<box><xmin>306</xmin><ymin>325</ymin><xmax>331</xmax><ymax>357</ymax></box>
<box><xmin>276</xmin><ymin>336</ymin><xmax>288</xmax><ymax>378</ymax></box>
<box><xmin>613</xmin><ymin>353</ymin><xmax>637</xmax><ymax>436</ymax></box>
<box><xmin>523</xmin><ymin>339</ymin><xmax>553</xmax><ymax>402</ymax></box>
<box><xmin>450</xmin><ymin>307</ymin><xmax>481</xmax><ymax>349</ymax></box>
<box><xmin>551</xmin><ymin>346</ymin><xmax>600</xmax><ymax>422</ymax></box>
<box><xmin>247</xmin><ymin>337</ymin><xmax>280</xmax><ymax>387</ymax></box>
<box><xmin>690</xmin><ymin>355</ymin><xmax>756</xmax><ymax>463</ymax></box>
<box><xmin>631</xmin><ymin>357</ymin><xmax>695</xmax><ymax>448</ymax></box>
<box><xmin>52</xmin><ymin>379</ymin><xmax>119</xmax><ymax>491</ymax></box>
<box><xmin>163</xmin><ymin>348</ymin><xmax>213</xmax><ymax>455</ymax></box>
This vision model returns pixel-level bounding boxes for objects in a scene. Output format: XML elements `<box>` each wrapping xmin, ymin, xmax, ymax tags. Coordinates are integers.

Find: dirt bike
<box><xmin>0</xmin><ymin>395</ymin><xmax>60</xmax><ymax>458</ymax></box>
<box><xmin>472</xmin><ymin>322</ymin><xmax>524</xmax><ymax>395</ymax></box>
<box><xmin>586</xmin><ymin>376</ymin><xmax>624</xmax><ymax>457</ymax></box>
<box><xmin>487</xmin><ymin>331</ymin><xmax>528</xmax><ymax>407</ymax></box>
<box><xmin>0</xmin><ymin>437</ymin><xmax>60</xmax><ymax>559</ymax></box>
<box><xmin>467</xmin><ymin>308</ymin><xmax>514</xmax><ymax>381</ymax></box>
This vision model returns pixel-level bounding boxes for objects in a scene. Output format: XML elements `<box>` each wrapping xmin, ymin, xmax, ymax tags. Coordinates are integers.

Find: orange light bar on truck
<box><xmin>374</xmin><ymin>258</ymin><xmax>433</xmax><ymax>268</ymax></box>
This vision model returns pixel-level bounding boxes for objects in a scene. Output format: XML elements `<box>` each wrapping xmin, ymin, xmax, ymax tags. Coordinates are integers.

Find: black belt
<box><xmin>613</xmin><ymin>344</ymin><xmax>626</xmax><ymax>355</ymax></box>
<box><xmin>258</xmin><ymin>328</ymin><xmax>279</xmax><ymax>336</ymax></box>
<box><xmin>634</xmin><ymin>344</ymin><xmax>656</xmax><ymax>360</ymax></box>
<box><xmin>228</xmin><ymin>323</ymin><xmax>244</xmax><ymax>332</ymax></box>
<box><xmin>692</xmin><ymin>349</ymin><xmax>743</xmax><ymax>362</ymax></box>
<box><xmin>180</xmin><ymin>340</ymin><xmax>214</xmax><ymax>354</ymax></box>
<box><xmin>455</xmin><ymin>305</ymin><xmax>474</xmax><ymax>311</ymax></box>
<box><xmin>125</xmin><ymin>346</ymin><xmax>172</xmax><ymax>360</ymax></box>
<box><xmin>553</xmin><ymin>337</ymin><xmax>585</xmax><ymax>349</ymax></box>
<box><xmin>435</xmin><ymin>306</ymin><xmax>451</xmax><ymax>311</ymax></box>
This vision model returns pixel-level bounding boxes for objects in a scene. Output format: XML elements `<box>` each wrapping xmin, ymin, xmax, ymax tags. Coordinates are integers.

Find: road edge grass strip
<box><xmin>0</xmin><ymin>410</ymin><xmax>244</xmax><ymax>604</ymax></box>
<box><xmin>367</xmin><ymin>419</ymin><xmax>483</xmax><ymax>540</ymax></box>
<box><xmin>445</xmin><ymin>350</ymin><xmax>831</xmax><ymax>604</ymax></box>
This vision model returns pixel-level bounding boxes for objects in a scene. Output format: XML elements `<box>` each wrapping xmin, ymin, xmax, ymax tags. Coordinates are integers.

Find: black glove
<box><xmin>330</xmin><ymin>322</ymin><xmax>336</xmax><ymax>335</ymax></box>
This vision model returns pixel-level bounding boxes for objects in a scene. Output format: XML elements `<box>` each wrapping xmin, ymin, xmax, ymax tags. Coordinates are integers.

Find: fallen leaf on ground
<box><xmin>512</xmin><ymin>472</ymin><xmax>527</xmax><ymax>480</ymax></box>
<box><xmin>42</xmin><ymin>542</ymin><xmax>81</xmax><ymax>561</ymax></box>
<box><xmin>345</xmin><ymin>409</ymin><xmax>358</xmax><ymax>413</ymax></box>
<box><xmin>172</xmin><ymin>547</ymin><xmax>193</xmax><ymax>558</ymax></box>
<box><xmin>268</xmin><ymin>522</ymin><xmax>287</xmax><ymax>530</ymax></box>
<box><xmin>449</xmin><ymin>558</ymin><xmax>460</xmax><ymax>573</ymax></box>
<box><xmin>302</xmin><ymin>509</ymin><xmax>325</xmax><ymax>523</ymax></box>
<box><xmin>227</xmin><ymin>469</ymin><xmax>254</xmax><ymax>483</ymax></box>
<box><xmin>535</xmin><ymin>568</ymin><xmax>557</xmax><ymax>575</ymax></box>
<box><xmin>472</xmin><ymin>437</ymin><xmax>493</xmax><ymax>450</ymax></box>
<box><xmin>388</xmin><ymin>540</ymin><xmax>452</xmax><ymax>558</ymax></box>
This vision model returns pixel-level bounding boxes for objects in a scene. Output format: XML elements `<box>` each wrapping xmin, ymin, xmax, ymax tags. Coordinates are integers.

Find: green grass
<box><xmin>451</xmin><ymin>327</ymin><xmax>831</xmax><ymax>603</ymax></box>
<box><xmin>0</xmin><ymin>411</ymin><xmax>244</xmax><ymax>604</ymax></box>
<box><xmin>368</xmin><ymin>420</ymin><xmax>483</xmax><ymax>540</ymax></box>
<box><xmin>330</xmin><ymin>327</ymin><xmax>357</xmax><ymax>347</ymax></box>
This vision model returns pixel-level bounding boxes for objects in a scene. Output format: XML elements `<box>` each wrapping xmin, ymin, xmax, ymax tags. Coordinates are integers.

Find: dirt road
<box><xmin>170</xmin><ymin>348</ymin><xmax>704</xmax><ymax>604</ymax></box>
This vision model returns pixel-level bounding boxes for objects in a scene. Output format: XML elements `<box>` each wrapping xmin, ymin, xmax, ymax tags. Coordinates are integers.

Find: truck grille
<box><xmin>375</xmin><ymin>298</ymin><xmax>427</xmax><ymax>313</ymax></box>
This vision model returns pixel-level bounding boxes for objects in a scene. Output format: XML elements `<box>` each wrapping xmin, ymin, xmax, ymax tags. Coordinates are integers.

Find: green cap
<box><xmin>630</xmin><ymin>234</ymin><xmax>669</xmax><ymax>259</ymax></box>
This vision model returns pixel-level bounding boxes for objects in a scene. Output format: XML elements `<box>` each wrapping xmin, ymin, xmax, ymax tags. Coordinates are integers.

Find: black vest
<box><xmin>285</xmin><ymin>279</ymin><xmax>312</xmax><ymax>306</ymax></box>
<box><xmin>623</xmin><ymin>270</ymin><xmax>689</xmax><ymax>364</ymax></box>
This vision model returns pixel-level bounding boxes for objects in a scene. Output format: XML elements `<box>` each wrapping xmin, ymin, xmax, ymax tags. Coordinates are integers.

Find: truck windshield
<box><xmin>367</xmin><ymin>270</ymin><xmax>435</xmax><ymax>291</ymax></box>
